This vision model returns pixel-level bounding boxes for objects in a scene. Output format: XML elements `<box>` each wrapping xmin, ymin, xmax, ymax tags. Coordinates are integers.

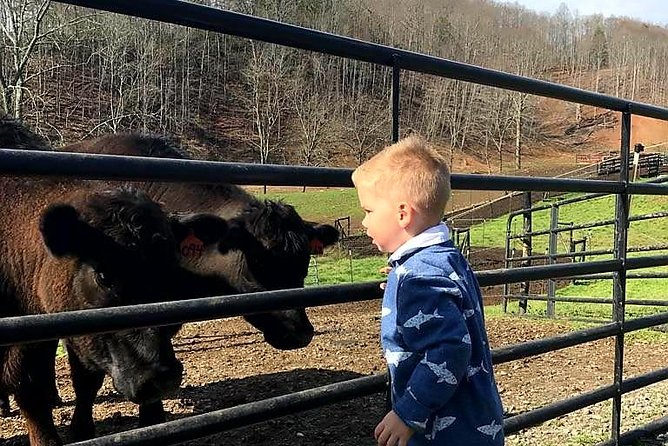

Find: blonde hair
<box><xmin>352</xmin><ymin>135</ymin><xmax>451</xmax><ymax>223</ymax></box>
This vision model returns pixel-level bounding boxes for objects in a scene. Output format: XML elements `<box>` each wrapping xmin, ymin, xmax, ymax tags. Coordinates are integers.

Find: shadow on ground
<box><xmin>3</xmin><ymin>369</ymin><xmax>385</xmax><ymax>446</ymax></box>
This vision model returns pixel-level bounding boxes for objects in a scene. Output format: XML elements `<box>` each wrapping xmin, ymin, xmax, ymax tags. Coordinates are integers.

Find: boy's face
<box><xmin>356</xmin><ymin>185</ymin><xmax>405</xmax><ymax>253</ymax></box>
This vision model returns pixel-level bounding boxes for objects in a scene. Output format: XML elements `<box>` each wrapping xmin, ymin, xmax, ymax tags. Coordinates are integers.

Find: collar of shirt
<box><xmin>388</xmin><ymin>222</ymin><xmax>450</xmax><ymax>265</ymax></box>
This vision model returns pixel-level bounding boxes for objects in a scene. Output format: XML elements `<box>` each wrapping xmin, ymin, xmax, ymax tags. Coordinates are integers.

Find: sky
<box><xmin>495</xmin><ymin>0</ymin><xmax>668</xmax><ymax>26</ymax></box>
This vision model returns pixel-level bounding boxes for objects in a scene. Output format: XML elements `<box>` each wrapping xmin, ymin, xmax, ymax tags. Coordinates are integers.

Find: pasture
<box><xmin>3</xmin><ymin>187</ymin><xmax>668</xmax><ymax>445</ymax></box>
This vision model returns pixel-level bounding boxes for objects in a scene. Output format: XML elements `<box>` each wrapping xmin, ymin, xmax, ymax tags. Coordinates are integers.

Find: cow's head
<box><xmin>179</xmin><ymin>200</ymin><xmax>339</xmax><ymax>350</ymax></box>
<box><xmin>39</xmin><ymin>188</ymin><xmax>203</xmax><ymax>404</ymax></box>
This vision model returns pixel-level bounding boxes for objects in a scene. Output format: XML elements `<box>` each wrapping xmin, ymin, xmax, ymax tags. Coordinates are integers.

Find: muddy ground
<box><xmin>2</xmin><ymin>300</ymin><xmax>668</xmax><ymax>446</ymax></box>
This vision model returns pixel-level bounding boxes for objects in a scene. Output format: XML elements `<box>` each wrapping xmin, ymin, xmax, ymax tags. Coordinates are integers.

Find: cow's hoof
<box><xmin>70</xmin><ymin>416</ymin><xmax>95</xmax><ymax>441</ymax></box>
<box><xmin>139</xmin><ymin>402</ymin><xmax>166</xmax><ymax>426</ymax></box>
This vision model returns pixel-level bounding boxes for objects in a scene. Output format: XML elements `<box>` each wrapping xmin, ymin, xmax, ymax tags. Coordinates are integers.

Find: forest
<box><xmin>2</xmin><ymin>0</ymin><xmax>667</xmax><ymax>170</ymax></box>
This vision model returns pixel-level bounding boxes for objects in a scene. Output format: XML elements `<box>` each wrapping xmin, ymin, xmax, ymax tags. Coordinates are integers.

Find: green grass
<box><xmin>468</xmin><ymin>192</ymin><xmax>668</xmax><ymax>254</ymax></box>
<box><xmin>306</xmin><ymin>250</ymin><xmax>388</xmax><ymax>285</ymax></box>
<box><xmin>254</xmin><ymin>184</ymin><xmax>668</xmax><ymax>336</ymax></box>
<box><xmin>254</xmin><ymin>187</ymin><xmax>364</xmax><ymax>226</ymax></box>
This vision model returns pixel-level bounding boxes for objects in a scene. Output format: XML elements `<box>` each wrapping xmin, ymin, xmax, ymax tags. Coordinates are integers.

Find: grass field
<box><xmin>252</xmin><ymin>184</ymin><xmax>668</xmax><ymax>326</ymax></box>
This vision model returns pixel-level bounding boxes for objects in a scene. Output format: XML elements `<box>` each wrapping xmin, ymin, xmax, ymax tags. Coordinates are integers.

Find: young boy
<box><xmin>352</xmin><ymin>136</ymin><xmax>504</xmax><ymax>446</ymax></box>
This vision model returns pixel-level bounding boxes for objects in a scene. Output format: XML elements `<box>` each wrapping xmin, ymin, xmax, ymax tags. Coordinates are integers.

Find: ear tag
<box><xmin>180</xmin><ymin>231</ymin><xmax>205</xmax><ymax>259</ymax></box>
<box><xmin>309</xmin><ymin>238</ymin><xmax>324</xmax><ymax>255</ymax></box>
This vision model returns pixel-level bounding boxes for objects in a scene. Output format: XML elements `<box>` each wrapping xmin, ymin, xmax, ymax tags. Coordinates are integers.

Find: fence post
<box><xmin>503</xmin><ymin>215</ymin><xmax>514</xmax><ymax>313</ymax></box>
<box><xmin>611</xmin><ymin>111</ymin><xmax>631</xmax><ymax>445</ymax></box>
<box><xmin>519</xmin><ymin>191</ymin><xmax>532</xmax><ymax>314</ymax></box>
<box><xmin>392</xmin><ymin>54</ymin><xmax>400</xmax><ymax>143</ymax></box>
<box><xmin>547</xmin><ymin>204</ymin><xmax>559</xmax><ymax>317</ymax></box>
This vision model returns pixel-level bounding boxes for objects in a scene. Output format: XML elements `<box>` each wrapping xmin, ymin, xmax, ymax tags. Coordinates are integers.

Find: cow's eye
<box><xmin>94</xmin><ymin>271</ymin><xmax>114</xmax><ymax>289</ymax></box>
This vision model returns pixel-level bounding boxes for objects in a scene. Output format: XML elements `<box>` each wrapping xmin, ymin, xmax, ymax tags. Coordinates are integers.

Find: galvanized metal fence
<box><xmin>503</xmin><ymin>176</ymin><xmax>668</xmax><ymax>317</ymax></box>
<box><xmin>1</xmin><ymin>1</ymin><xmax>668</xmax><ymax>445</ymax></box>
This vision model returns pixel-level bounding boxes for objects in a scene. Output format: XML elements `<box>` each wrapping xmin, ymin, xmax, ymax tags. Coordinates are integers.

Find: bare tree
<box><xmin>0</xmin><ymin>0</ymin><xmax>51</xmax><ymax>117</ymax></box>
<box><xmin>241</xmin><ymin>40</ymin><xmax>292</xmax><ymax>168</ymax></box>
<box><xmin>291</xmin><ymin>67</ymin><xmax>332</xmax><ymax>169</ymax></box>
<box><xmin>0</xmin><ymin>0</ymin><xmax>91</xmax><ymax>119</ymax></box>
<box><xmin>340</xmin><ymin>92</ymin><xmax>389</xmax><ymax>165</ymax></box>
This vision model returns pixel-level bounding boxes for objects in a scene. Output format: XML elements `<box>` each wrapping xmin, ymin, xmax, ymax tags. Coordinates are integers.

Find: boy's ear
<box><xmin>397</xmin><ymin>202</ymin><xmax>413</xmax><ymax>229</ymax></box>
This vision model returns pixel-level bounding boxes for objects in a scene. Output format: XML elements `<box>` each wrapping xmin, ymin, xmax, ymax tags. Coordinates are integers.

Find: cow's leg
<box><xmin>13</xmin><ymin>344</ymin><xmax>62</xmax><ymax>446</ymax></box>
<box><xmin>139</xmin><ymin>400</ymin><xmax>166</xmax><ymax>426</ymax></box>
<box><xmin>15</xmin><ymin>391</ymin><xmax>61</xmax><ymax>446</ymax></box>
<box><xmin>68</xmin><ymin>347</ymin><xmax>104</xmax><ymax>442</ymax></box>
<box><xmin>45</xmin><ymin>343</ymin><xmax>63</xmax><ymax>407</ymax></box>
<box><xmin>0</xmin><ymin>389</ymin><xmax>10</xmax><ymax>417</ymax></box>
<box><xmin>31</xmin><ymin>341</ymin><xmax>62</xmax><ymax>408</ymax></box>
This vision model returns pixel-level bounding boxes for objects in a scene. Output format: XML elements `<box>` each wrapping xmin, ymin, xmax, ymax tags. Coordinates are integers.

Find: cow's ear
<box><xmin>40</xmin><ymin>204</ymin><xmax>109</xmax><ymax>263</ymax></box>
<box><xmin>171</xmin><ymin>214</ymin><xmax>228</xmax><ymax>245</ymax></box>
<box><xmin>307</xmin><ymin>223</ymin><xmax>339</xmax><ymax>254</ymax></box>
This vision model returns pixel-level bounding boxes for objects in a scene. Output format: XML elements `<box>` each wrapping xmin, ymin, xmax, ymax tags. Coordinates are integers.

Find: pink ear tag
<box><xmin>180</xmin><ymin>232</ymin><xmax>205</xmax><ymax>259</ymax></box>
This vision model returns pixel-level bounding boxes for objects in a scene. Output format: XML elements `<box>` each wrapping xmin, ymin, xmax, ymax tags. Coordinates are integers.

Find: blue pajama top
<box><xmin>382</xmin><ymin>223</ymin><xmax>504</xmax><ymax>445</ymax></box>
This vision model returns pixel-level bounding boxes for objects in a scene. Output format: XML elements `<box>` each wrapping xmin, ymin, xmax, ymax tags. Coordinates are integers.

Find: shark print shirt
<box><xmin>382</xmin><ymin>223</ymin><xmax>504</xmax><ymax>445</ymax></box>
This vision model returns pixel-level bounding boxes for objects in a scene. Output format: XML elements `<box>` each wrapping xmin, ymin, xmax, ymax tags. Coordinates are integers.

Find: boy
<box><xmin>352</xmin><ymin>136</ymin><xmax>504</xmax><ymax>446</ymax></box>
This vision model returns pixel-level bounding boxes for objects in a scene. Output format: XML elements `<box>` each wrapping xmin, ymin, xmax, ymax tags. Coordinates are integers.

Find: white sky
<box><xmin>495</xmin><ymin>0</ymin><xmax>668</xmax><ymax>26</ymax></box>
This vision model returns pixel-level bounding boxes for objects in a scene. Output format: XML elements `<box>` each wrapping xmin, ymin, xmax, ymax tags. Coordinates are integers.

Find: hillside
<box><xmin>3</xmin><ymin>0</ymin><xmax>668</xmax><ymax>180</ymax></box>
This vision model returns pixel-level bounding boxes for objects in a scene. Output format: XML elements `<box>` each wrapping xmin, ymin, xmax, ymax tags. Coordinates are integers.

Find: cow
<box><xmin>0</xmin><ymin>120</ymin><xmax>339</xmax><ymax>442</ymax></box>
<box><xmin>60</xmin><ymin>133</ymin><xmax>340</xmax><ymax>351</ymax></box>
<box><xmin>0</xmin><ymin>175</ymin><xmax>233</xmax><ymax>445</ymax></box>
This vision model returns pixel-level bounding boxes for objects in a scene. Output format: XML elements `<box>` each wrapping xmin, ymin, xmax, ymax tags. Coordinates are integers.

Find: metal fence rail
<box><xmin>505</xmin><ymin>294</ymin><xmax>668</xmax><ymax>307</ymax></box>
<box><xmin>10</xmin><ymin>256</ymin><xmax>668</xmax><ymax>346</ymax></box>
<box><xmin>69</xmin><ymin>374</ymin><xmax>388</xmax><ymax>446</ymax></box>
<box><xmin>0</xmin><ymin>148</ymin><xmax>632</xmax><ymax>193</ymax></box>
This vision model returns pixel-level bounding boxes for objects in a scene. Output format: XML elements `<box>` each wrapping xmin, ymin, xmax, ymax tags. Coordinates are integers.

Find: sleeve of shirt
<box><xmin>392</xmin><ymin>274</ymin><xmax>472</xmax><ymax>430</ymax></box>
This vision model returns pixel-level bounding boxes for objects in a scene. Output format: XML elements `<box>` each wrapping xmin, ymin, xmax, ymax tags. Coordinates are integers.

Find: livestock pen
<box><xmin>1</xmin><ymin>1</ymin><xmax>668</xmax><ymax>445</ymax></box>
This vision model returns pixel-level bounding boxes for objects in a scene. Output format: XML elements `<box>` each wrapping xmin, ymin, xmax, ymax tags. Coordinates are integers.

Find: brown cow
<box><xmin>0</xmin><ymin>120</ymin><xmax>237</xmax><ymax>445</ymax></box>
<box><xmin>63</xmin><ymin>135</ymin><xmax>339</xmax><ymax>440</ymax></box>
<box><xmin>0</xmin><ymin>183</ymin><xmax>220</xmax><ymax>445</ymax></box>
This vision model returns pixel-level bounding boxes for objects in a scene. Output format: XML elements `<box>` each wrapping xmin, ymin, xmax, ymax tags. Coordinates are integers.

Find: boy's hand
<box><xmin>374</xmin><ymin>410</ymin><xmax>414</xmax><ymax>446</ymax></box>
<box><xmin>379</xmin><ymin>266</ymin><xmax>392</xmax><ymax>290</ymax></box>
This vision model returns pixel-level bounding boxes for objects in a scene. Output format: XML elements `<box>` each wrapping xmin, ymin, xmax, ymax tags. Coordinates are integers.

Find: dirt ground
<box><xmin>2</xmin><ymin>301</ymin><xmax>668</xmax><ymax>446</ymax></box>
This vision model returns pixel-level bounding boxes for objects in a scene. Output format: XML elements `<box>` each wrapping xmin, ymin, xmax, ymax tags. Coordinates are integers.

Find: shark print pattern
<box><xmin>381</xmin><ymin>235</ymin><xmax>504</xmax><ymax>445</ymax></box>
<box><xmin>385</xmin><ymin>349</ymin><xmax>413</xmax><ymax>367</ymax></box>
<box><xmin>403</xmin><ymin>309</ymin><xmax>444</xmax><ymax>330</ymax></box>
<box><xmin>427</xmin><ymin>415</ymin><xmax>457</xmax><ymax>440</ymax></box>
<box><xmin>408</xmin><ymin>417</ymin><xmax>428</xmax><ymax>431</ymax></box>
<box><xmin>420</xmin><ymin>354</ymin><xmax>457</xmax><ymax>385</ymax></box>
<box><xmin>466</xmin><ymin>364</ymin><xmax>481</xmax><ymax>379</ymax></box>
<box><xmin>477</xmin><ymin>419</ymin><xmax>503</xmax><ymax>440</ymax></box>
